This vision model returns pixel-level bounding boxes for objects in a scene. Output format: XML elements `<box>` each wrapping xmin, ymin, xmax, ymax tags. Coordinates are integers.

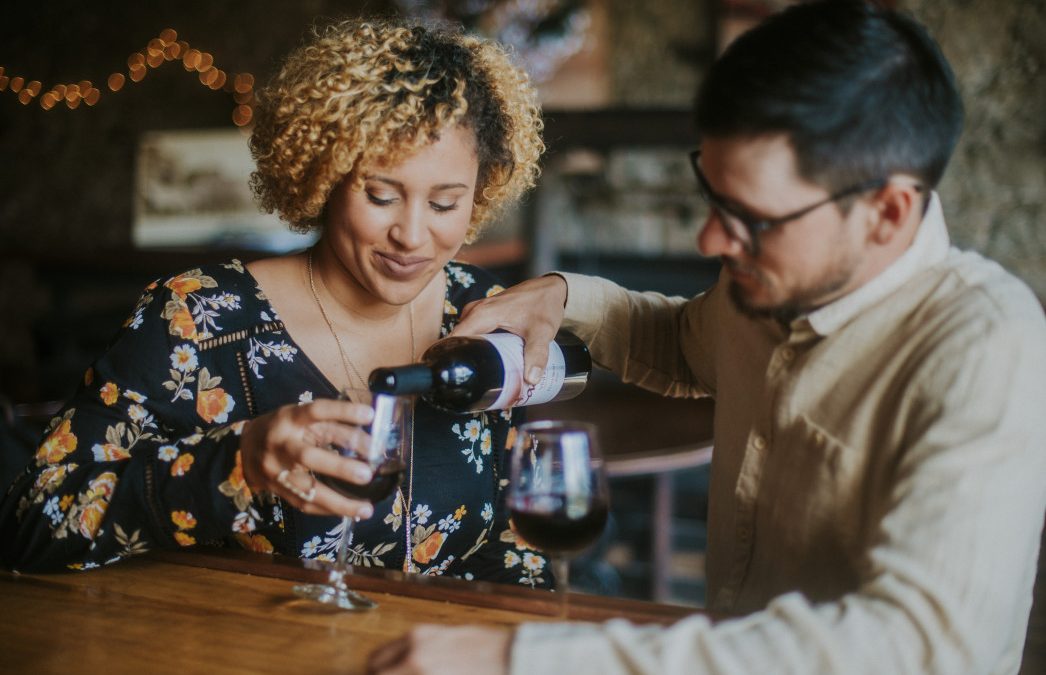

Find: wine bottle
<box><xmin>369</xmin><ymin>330</ymin><xmax>591</xmax><ymax>413</ymax></box>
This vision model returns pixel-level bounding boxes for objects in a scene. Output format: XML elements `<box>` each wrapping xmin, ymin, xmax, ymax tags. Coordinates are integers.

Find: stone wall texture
<box><xmin>900</xmin><ymin>0</ymin><xmax>1046</xmax><ymax>298</ymax></box>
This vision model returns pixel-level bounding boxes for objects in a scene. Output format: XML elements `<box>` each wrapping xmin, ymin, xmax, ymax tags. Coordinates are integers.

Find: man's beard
<box><xmin>725</xmin><ymin>257</ymin><xmax>856</xmax><ymax>325</ymax></box>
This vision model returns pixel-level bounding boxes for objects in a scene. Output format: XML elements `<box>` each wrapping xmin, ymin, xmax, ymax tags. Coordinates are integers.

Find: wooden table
<box><xmin>1</xmin><ymin>549</ymin><xmax>701</xmax><ymax>674</ymax></box>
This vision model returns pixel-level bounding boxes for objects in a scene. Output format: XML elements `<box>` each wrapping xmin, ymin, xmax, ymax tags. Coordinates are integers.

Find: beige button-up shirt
<box><xmin>513</xmin><ymin>196</ymin><xmax>1046</xmax><ymax>674</ymax></box>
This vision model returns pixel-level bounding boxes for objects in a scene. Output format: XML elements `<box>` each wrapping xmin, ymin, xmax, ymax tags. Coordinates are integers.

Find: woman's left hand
<box><xmin>239</xmin><ymin>398</ymin><xmax>378</xmax><ymax>517</ymax></box>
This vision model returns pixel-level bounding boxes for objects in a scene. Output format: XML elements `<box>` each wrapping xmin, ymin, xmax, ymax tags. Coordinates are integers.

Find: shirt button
<box><xmin>753</xmin><ymin>434</ymin><xmax>767</xmax><ymax>450</ymax></box>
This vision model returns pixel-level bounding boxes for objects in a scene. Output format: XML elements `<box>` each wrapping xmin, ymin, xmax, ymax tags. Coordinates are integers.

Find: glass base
<box><xmin>292</xmin><ymin>582</ymin><xmax>377</xmax><ymax>611</ymax></box>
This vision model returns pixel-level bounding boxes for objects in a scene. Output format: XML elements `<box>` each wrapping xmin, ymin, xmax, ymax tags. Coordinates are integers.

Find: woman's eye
<box><xmin>430</xmin><ymin>202</ymin><xmax>458</xmax><ymax>213</ymax></box>
<box><xmin>366</xmin><ymin>192</ymin><xmax>396</xmax><ymax>206</ymax></box>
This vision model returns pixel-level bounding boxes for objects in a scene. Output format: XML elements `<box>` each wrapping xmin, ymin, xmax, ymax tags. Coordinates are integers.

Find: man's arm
<box><xmin>452</xmin><ymin>272</ymin><xmax>712</xmax><ymax>397</ymax></box>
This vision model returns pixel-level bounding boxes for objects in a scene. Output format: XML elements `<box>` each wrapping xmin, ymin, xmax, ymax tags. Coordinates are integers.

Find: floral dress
<box><xmin>0</xmin><ymin>259</ymin><xmax>550</xmax><ymax>588</ymax></box>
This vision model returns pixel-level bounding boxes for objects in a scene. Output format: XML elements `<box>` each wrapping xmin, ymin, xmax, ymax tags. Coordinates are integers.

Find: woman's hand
<box><xmin>240</xmin><ymin>398</ymin><xmax>377</xmax><ymax>518</ymax></box>
<box><xmin>450</xmin><ymin>274</ymin><xmax>568</xmax><ymax>385</ymax></box>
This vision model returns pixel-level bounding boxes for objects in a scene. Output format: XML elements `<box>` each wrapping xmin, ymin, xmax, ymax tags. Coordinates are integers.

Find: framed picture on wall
<box><xmin>133</xmin><ymin>128</ymin><xmax>314</xmax><ymax>251</ymax></box>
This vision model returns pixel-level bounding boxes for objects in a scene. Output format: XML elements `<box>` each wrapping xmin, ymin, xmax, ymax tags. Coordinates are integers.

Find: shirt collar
<box><xmin>803</xmin><ymin>192</ymin><xmax>950</xmax><ymax>337</ymax></box>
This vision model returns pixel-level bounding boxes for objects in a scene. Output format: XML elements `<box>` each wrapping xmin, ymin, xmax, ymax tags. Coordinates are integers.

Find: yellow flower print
<box><xmin>99</xmin><ymin>382</ymin><xmax>119</xmax><ymax>406</ymax></box>
<box><xmin>197</xmin><ymin>386</ymin><xmax>235</xmax><ymax>424</ymax></box>
<box><xmin>75</xmin><ymin>472</ymin><xmax>118</xmax><ymax>540</ymax></box>
<box><xmin>171</xmin><ymin>510</ymin><xmax>197</xmax><ymax>530</ymax></box>
<box><xmin>454</xmin><ymin>505</ymin><xmax>467</xmax><ymax>521</ymax></box>
<box><xmin>234</xmin><ymin>533</ymin><xmax>274</xmax><ymax>554</ymax></box>
<box><xmin>59</xmin><ymin>494</ymin><xmax>74</xmax><ymax>511</ymax></box>
<box><xmin>167</xmin><ymin>303</ymin><xmax>197</xmax><ymax>341</ymax></box>
<box><xmin>174</xmin><ymin>531</ymin><xmax>197</xmax><ymax>547</ymax></box>
<box><xmin>77</xmin><ymin>501</ymin><xmax>108</xmax><ymax>540</ymax></box>
<box><xmin>35</xmin><ymin>419</ymin><xmax>78</xmax><ymax>465</ymax></box>
<box><xmin>218</xmin><ymin>451</ymin><xmax>253</xmax><ymax>512</ymax></box>
<box><xmin>505</xmin><ymin>426</ymin><xmax>517</xmax><ymax>451</ymax></box>
<box><xmin>33</xmin><ymin>463</ymin><xmax>75</xmax><ymax>494</ymax></box>
<box><xmin>170</xmin><ymin>453</ymin><xmax>195</xmax><ymax>477</ymax></box>
<box><xmin>165</xmin><ymin>273</ymin><xmax>204</xmax><ymax>297</ymax></box>
<box><xmin>444</xmin><ymin>298</ymin><xmax>459</xmax><ymax>316</ymax></box>
<box><xmin>485</xmin><ymin>284</ymin><xmax>505</xmax><ymax>297</ymax></box>
<box><xmin>85</xmin><ymin>472</ymin><xmax>117</xmax><ymax>501</ymax></box>
<box><xmin>92</xmin><ymin>443</ymin><xmax>131</xmax><ymax>462</ymax></box>
<box><xmin>412</xmin><ymin>531</ymin><xmax>446</xmax><ymax>565</ymax></box>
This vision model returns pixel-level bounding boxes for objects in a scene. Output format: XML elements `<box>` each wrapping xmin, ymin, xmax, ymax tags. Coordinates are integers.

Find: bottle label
<box><xmin>481</xmin><ymin>333</ymin><xmax>566</xmax><ymax>410</ymax></box>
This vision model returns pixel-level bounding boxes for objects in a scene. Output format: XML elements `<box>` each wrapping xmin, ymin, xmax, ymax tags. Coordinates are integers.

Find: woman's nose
<box><xmin>390</xmin><ymin>201</ymin><xmax>428</xmax><ymax>249</ymax></box>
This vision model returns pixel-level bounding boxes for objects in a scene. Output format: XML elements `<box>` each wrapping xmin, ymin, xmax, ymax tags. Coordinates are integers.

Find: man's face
<box><xmin>695</xmin><ymin>135</ymin><xmax>872</xmax><ymax>321</ymax></box>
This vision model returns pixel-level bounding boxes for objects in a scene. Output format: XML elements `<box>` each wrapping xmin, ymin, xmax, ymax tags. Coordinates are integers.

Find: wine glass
<box><xmin>507</xmin><ymin>420</ymin><xmax>610</xmax><ymax>617</ymax></box>
<box><xmin>292</xmin><ymin>389</ymin><xmax>411</xmax><ymax>610</ymax></box>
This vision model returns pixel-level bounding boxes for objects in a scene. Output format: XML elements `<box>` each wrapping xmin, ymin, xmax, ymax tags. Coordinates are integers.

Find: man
<box><xmin>368</xmin><ymin>1</ymin><xmax>1046</xmax><ymax>673</ymax></box>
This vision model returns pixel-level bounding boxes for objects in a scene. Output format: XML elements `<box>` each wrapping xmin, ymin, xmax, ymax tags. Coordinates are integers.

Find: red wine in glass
<box><xmin>508</xmin><ymin>420</ymin><xmax>609</xmax><ymax>617</ymax></box>
<box><xmin>509</xmin><ymin>496</ymin><xmax>609</xmax><ymax>555</ymax></box>
<box><xmin>316</xmin><ymin>458</ymin><xmax>406</xmax><ymax>503</ymax></box>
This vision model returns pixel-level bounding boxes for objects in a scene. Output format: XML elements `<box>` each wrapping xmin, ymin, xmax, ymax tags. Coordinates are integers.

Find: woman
<box><xmin>0</xmin><ymin>19</ymin><xmax>550</xmax><ymax>587</ymax></box>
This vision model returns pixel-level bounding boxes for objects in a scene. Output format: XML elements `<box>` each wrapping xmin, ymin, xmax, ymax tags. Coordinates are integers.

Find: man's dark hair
<box><xmin>695</xmin><ymin>0</ymin><xmax>963</xmax><ymax>192</ymax></box>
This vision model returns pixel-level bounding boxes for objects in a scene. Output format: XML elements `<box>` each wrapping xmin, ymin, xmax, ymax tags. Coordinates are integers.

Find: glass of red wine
<box><xmin>508</xmin><ymin>420</ymin><xmax>609</xmax><ymax>617</ymax></box>
<box><xmin>292</xmin><ymin>389</ymin><xmax>411</xmax><ymax>610</ymax></box>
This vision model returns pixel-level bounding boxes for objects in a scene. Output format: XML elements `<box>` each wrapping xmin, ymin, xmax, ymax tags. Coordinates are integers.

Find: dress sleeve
<box><xmin>451</xmin><ymin>408</ymin><xmax>554</xmax><ymax>589</ymax></box>
<box><xmin>0</xmin><ymin>277</ymin><xmax>271</xmax><ymax>572</ymax></box>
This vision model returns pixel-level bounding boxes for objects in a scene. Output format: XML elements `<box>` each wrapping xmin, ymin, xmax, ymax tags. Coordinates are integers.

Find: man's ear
<box><xmin>868</xmin><ymin>181</ymin><xmax>922</xmax><ymax>245</ymax></box>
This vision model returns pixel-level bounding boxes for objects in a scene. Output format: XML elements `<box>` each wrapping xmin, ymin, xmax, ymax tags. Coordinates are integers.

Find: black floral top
<box><xmin>0</xmin><ymin>259</ymin><xmax>550</xmax><ymax>587</ymax></box>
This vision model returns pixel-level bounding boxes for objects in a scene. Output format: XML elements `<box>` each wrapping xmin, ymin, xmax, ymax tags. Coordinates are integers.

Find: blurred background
<box><xmin>0</xmin><ymin>0</ymin><xmax>1043</xmax><ymax>632</ymax></box>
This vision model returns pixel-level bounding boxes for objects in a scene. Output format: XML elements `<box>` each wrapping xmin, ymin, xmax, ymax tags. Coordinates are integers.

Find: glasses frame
<box><xmin>689</xmin><ymin>150</ymin><xmax>887</xmax><ymax>257</ymax></box>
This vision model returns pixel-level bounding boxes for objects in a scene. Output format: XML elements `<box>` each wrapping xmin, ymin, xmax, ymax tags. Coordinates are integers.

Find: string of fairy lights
<box><xmin>0</xmin><ymin>28</ymin><xmax>256</xmax><ymax>127</ymax></box>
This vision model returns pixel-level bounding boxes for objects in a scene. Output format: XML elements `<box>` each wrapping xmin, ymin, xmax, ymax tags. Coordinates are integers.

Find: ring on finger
<box><xmin>276</xmin><ymin>467</ymin><xmax>317</xmax><ymax>503</ymax></box>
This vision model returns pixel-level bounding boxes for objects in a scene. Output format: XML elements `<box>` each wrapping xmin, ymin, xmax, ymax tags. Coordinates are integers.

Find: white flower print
<box><xmin>504</xmin><ymin>550</ymin><xmax>521</xmax><ymax>567</ymax></box>
<box><xmin>127</xmin><ymin>404</ymin><xmax>149</xmax><ymax>423</ymax></box>
<box><xmin>124</xmin><ymin>390</ymin><xmax>147</xmax><ymax>403</ymax></box>
<box><xmin>158</xmin><ymin>445</ymin><xmax>179</xmax><ymax>462</ymax></box>
<box><xmin>452</xmin><ymin>417</ymin><xmax>489</xmax><ymax>474</ymax></box>
<box><xmin>246</xmin><ymin>337</ymin><xmax>298</xmax><ymax>378</ymax></box>
<box><xmin>302</xmin><ymin>536</ymin><xmax>322</xmax><ymax>558</ymax></box>
<box><xmin>43</xmin><ymin>496</ymin><xmax>63</xmax><ymax>525</ymax></box>
<box><xmin>522</xmin><ymin>552</ymin><xmax>546</xmax><ymax>573</ymax></box>
<box><xmin>481</xmin><ymin>503</ymin><xmax>493</xmax><ymax>522</ymax></box>
<box><xmin>298</xmin><ymin>391</ymin><xmax>314</xmax><ymax>404</ymax></box>
<box><xmin>448</xmin><ymin>264</ymin><xmax>475</xmax><ymax>288</ymax></box>
<box><xmin>170</xmin><ymin>345</ymin><xmax>198</xmax><ymax>373</ymax></box>
<box><xmin>437</xmin><ymin>514</ymin><xmax>461</xmax><ymax>533</ymax></box>
<box><xmin>413</xmin><ymin>503</ymin><xmax>432</xmax><ymax>526</ymax></box>
<box><xmin>128</xmin><ymin>312</ymin><xmax>144</xmax><ymax>330</ymax></box>
<box><xmin>462</xmin><ymin>419</ymin><xmax>482</xmax><ymax>442</ymax></box>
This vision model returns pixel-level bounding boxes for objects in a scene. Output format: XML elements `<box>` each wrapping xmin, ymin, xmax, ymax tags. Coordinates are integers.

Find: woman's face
<box><xmin>323</xmin><ymin>124</ymin><xmax>479</xmax><ymax>307</ymax></box>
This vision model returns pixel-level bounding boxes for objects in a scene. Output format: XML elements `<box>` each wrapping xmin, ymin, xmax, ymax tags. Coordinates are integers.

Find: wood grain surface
<box><xmin>1</xmin><ymin>549</ymin><xmax>704</xmax><ymax>674</ymax></box>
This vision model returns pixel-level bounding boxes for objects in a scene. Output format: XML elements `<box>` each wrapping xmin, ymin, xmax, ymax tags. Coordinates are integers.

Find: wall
<box><xmin>900</xmin><ymin>0</ymin><xmax>1046</xmax><ymax>299</ymax></box>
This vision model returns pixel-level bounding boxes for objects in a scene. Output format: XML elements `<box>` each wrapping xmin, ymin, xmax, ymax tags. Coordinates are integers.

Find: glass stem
<box><xmin>329</xmin><ymin>515</ymin><xmax>354</xmax><ymax>590</ymax></box>
<box><xmin>554</xmin><ymin>556</ymin><xmax>570</xmax><ymax>619</ymax></box>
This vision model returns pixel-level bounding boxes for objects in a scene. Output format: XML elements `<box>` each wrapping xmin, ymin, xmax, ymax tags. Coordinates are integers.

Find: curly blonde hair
<box><xmin>249</xmin><ymin>19</ymin><xmax>544</xmax><ymax>243</ymax></box>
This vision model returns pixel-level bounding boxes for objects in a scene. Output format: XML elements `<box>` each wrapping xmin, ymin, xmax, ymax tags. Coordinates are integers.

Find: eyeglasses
<box><xmin>689</xmin><ymin>150</ymin><xmax>887</xmax><ymax>257</ymax></box>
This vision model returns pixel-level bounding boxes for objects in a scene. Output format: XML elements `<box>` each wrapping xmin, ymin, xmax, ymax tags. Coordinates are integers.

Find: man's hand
<box><xmin>450</xmin><ymin>274</ymin><xmax>568</xmax><ymax>385</ymax></box>
<box><xmin>366</xmin><ymin>625</ymin><xmax>512</xmax><ymax>675</ymax></box>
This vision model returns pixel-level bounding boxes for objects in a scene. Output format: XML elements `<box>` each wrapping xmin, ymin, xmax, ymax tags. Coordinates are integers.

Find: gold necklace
<box><xmin>306</xmin><ymin>249</ymin><xmax>418</xmax><ymax>573</ymax></box>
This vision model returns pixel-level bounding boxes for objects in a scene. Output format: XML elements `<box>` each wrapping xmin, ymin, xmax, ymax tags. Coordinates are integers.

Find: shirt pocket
<box><xmin>764</xmin><ymin>414</ymin><xmax>866</xmax><ymax>567</ymax></box>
